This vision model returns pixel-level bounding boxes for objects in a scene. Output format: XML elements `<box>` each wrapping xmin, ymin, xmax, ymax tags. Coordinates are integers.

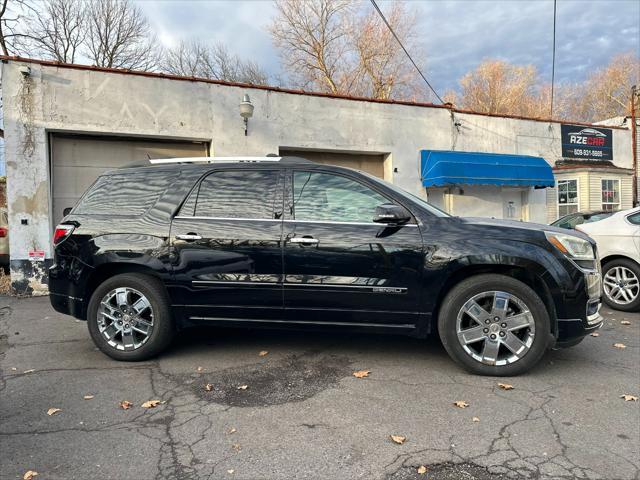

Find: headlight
<box><xmin>545</xmin><ymin>231</ymin><xmax>595</xmax><ymax>260</ymax></box>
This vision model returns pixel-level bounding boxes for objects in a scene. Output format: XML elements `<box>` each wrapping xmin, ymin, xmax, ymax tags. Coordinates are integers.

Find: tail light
<box><xmin>0</xmin><ymin>227</ymin><xmax>7</xmax><ymax>238</ymax></box>
<box><xmin>53</xmin><ymin>224</ymin><xmax>75</xmax><ymax>245</ymax></box>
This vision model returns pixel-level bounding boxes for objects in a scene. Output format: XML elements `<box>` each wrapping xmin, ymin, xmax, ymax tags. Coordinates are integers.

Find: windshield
<box><xmin>361</xmin><ymin>172</ymin><xmax>451</xmax><ymax>217</ymax></box>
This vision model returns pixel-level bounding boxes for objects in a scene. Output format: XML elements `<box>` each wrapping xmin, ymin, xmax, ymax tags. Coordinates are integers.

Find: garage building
<box><xmin>0</xmin><ymin>57</ymin><xmax>635</xmax><ymax>293</ymax></box>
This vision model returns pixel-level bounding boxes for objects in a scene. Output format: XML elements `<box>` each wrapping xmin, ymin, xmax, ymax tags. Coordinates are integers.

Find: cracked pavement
<box><xmin>0</xmin><ymin>296</ymin><xmax>638</xmax><ymax>480</ymax></box>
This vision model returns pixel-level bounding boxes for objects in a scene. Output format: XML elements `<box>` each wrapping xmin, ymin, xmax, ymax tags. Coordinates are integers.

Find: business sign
<box><xmin>561</xmin><ymin>124</ymin><xmax>612</xmax><ymax>161</ymax></box>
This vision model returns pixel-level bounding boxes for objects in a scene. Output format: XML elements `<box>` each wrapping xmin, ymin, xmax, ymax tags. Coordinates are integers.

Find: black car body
<box><xmin>49</xmin><ymin>157</ymin><xmax>603</xmax><ymax>375</ymax></box>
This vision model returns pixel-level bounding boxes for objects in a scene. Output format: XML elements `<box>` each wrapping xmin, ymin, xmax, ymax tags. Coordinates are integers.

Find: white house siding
<box><xmin>0</xmin><ymin>59</ymin><xmax>634</xmax><ymax>293</ymax></box>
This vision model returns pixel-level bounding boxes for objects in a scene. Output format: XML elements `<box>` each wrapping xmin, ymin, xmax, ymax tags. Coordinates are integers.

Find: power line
<box><xmin>369</xmin><ymin>0</ymin><xmax>445</xmax><ymax>104</ymax></box>
<box><xmin>550</xmin><ymin>0</ymin><xmax>557</xmax><ymax>119</ymax></box>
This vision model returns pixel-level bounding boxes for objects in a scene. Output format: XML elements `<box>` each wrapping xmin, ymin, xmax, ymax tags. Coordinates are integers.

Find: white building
<box><xmin>0</xmin><ymin>57</ymin><xmax>636</xmax><ymax>293</ymax></box>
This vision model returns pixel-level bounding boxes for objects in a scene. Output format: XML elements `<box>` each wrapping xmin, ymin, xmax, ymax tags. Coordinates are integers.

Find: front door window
<box><xmin>292</xmin><ymin>171</ymin><xmax>388</xmax><ymax>223</ymax></box>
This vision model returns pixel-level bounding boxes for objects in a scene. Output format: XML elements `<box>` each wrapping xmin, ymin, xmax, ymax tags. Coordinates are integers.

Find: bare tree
<box><xmin>270</xmin><ymin>0</ymin><xmax>423</xmax><ymax>100</ymax></box>
<box><xmin>24</xmin><ymin>0</ymin><xmax>86</xmax><ymax>63</ymax></box>
<box><xmin>0</xmin><ymin>0</ymin><xmax>37</xmax><ymax>55</ymax></box>
<box><xmin>162</xmin><ymin>39</ymin><xmax>269</xmax><ymax>84</ymax></box>
<box><xmin>270</xmin><ymin>0</ymin><xmax>353</xmax><ymax>94</ymax></box>
<box><xmin>350</xmin><ymin>2</ymin><xmax>422</xmax><ymax>100</ymax></box>
<box><xmin>565</xmin><ymin>52</ymin><xmax>640</xmax><ymax>121</ymax></box>
<box><xmin>84</xmin><ymin>0</ymin><xmax>158</xmax><ymax>70</ymax></box>
<box><xmin>446</xmin><ymin>60</ymin><xmax>549</xmax><ymax>117</ymax></box>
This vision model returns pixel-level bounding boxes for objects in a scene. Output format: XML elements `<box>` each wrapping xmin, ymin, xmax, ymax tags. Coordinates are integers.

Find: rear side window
<box><xmin>181</xmin><ymin>170</ymin><xmax>281</xmax><ymax>220</ymax></box>
<box><xmin>627</xmin><ymin>212</ymin><xmax>640</xmax><ymax>225</ymax></box>
<box><xmin>75</xmin><ymin>171</ymin><xmax>175</xmax><ymax>216</ymax></box>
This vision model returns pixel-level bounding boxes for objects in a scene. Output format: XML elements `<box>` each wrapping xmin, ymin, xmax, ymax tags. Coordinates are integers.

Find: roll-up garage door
<box><xmin>50</xmin><ymin>134</ymin><xmax>209</xmax><ymax>223</ymax></box>
<box><xmin>279</xmin><ymin>149</ymin><xmax>387</xmax><ymax>179</ymax></box>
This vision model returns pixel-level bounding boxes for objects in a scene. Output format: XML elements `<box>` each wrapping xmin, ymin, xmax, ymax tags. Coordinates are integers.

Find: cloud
<box><xmin>136</xmin><ymin>0</ymin><xmax>639</xmax><ymax>92</ymax></box>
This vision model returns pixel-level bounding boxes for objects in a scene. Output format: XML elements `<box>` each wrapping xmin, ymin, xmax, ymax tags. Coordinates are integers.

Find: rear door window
<box><xmin>180</xmin><ymin>170</ymin><xmax>282</xmax><ymax>220</ymax></box>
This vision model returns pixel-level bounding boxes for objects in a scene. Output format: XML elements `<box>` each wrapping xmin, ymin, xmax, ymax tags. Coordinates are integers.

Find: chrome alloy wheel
<box><xmin>603</xmin><ymin>266</ymin><xmax>639</xmax><ymax>306</ymax></box>
<box><xmin>97</xmin><ymin>287</ymin><xmax>154</xmax><ymax>351</ymax></box>
<box><xmin>456</xmin><ymin>291</ymin><xmax>535</xmax><ymax>366</ymax></box>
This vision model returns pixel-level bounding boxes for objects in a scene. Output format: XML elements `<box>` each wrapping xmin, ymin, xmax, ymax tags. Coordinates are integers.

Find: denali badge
<box><xmin>372</xmin><ymin>287</ymin><xmax>406</xmax><ymax>294</ymax></box>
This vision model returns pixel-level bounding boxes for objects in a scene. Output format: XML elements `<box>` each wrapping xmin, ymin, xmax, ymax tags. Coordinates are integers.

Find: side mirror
<box><xmin>63</xmin><ymin>207</ymin><xmax>72</xmax><ymax>217</ymax></box>
<box><xmin>373</xmin><ymin>203</ymin><xmax>412</xmax><ymax>225</ymax></box>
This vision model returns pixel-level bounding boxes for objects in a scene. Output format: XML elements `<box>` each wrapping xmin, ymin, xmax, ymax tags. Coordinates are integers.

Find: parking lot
<box><xmin>0</xmin><ymin>296</ymin><xmax>638</xmax><ymax>480</ymax></box>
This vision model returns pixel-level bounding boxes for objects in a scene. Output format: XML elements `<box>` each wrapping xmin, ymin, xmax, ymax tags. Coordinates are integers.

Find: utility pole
<box><xmin>632</xmin><ymin>85</ymin><xmax>638</xmax><ymax>206</ymax></box>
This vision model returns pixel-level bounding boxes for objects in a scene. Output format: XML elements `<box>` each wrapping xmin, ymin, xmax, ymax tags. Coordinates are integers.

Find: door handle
<box><xmin>290</xmin><ymin>236</ymin><xmax>319</xmax><ymax>245</ymax></box>
<box><xmin>176</xmin><ymin>233</ymin><xmax>202</xmax><ymax>241</ymax></box>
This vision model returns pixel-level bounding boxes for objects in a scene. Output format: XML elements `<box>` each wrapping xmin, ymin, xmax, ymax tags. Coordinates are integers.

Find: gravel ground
<box><xmin>0</xmin><ymin>296</ymin><xmax>638</xmax><ymax>480</ymax></box>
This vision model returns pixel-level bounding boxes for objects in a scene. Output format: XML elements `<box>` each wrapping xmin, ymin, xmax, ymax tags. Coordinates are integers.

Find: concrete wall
<box><xmin>1</xmin><ymin>59</ymin><xmax>635</xmax><ymax>293</ymax></box>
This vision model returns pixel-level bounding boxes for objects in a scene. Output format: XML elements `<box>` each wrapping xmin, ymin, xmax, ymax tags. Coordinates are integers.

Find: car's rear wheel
<box><xmin>438</xmin><ymin>274</ymin><xmax>551</xmax><ymax>376</ymax></box>
<box><xmin>87</xmin><ymin>273</ymin><xmax>174</xmax><ymax>361</ymax></box>
<box><xmin>602</xmin><ymin>259</ymin><xmax>640</xmax><ymax>312</ymax></box>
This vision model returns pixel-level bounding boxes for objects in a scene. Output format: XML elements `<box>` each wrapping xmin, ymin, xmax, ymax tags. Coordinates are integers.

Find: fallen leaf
<box><xmin>353</xmin><ymin>370</ymin><xmax>370</xmax><ymax>378</ymax></box>
<box><xmin>417</xmin><ymin>465</ymin><xmax>428</xmax><ymax>475</ymax></box>
<box><xmin>227</xmin><ymin>469</ymin><xmax>234</xmax><ymax>474</ymax></box>
<box><xmin>205</xmin><ymin>384</ymin><xmax>214</xmax><ymax>392</ymax></box>
<box><xmin>498</xmin><ymin>383</ymin><xmax>514</xmax><ymax>390</ymax></box>
<box><xmin>196</xmin><ymin>366</ymin><xmax>204</xmax><ymax>372</ymax></box>
<box><xmin>258</xmin><ymin>350</ymin><xmax>269</xmax><ymax>356</ymax></box>
<box><xmin>47</xmin><ymin>408</ymin><xmax>61</xmax><ymax>416</ymax></box>
<box><xmin>454</xmin><ymin>400</ymin><xmax>469</xmax><ymax>408</ymax></box>
<box><xmin>83</xmin><ymin>395</ymin><xmax>94</xmax><ymax>400</ymax></box>
<box><xmin>390</xmin><ymin>434</ymin><xmax>406</xmax><ymax>445</ymax></box>
<box><xmin>232</xmin><ymin>443</ymin><xmax>241</xmax><ymax>451</ymax></box>
<box><xmin>228</xmin><ymin>427</ymin><xmax>237</xmax><ymax>434</ymax></box>
<box><xmin>620</xmin><ymin>394</ymin><xmax>638</xmax><ymax>402</ymax></box>
<box><xmin>472</xmin><ymin>417</ymin><xmax>480</xmax><ymax>423</ymax></box>
<box><xmin>613</xmin><ymin>343</ymin><xmax>626</xmax><ymax>349</ymax></box>
<box><xmin>141</xmin><ymin>400</ymin><xmax>162</xmax><ymax>409</ymax></box>
<box><xmin>590</xmin><ymin>332</ymin><xmax>600</xmax><ymax>337</ymax></box>
<box><xmin>620</xmin><ymin>320</ymin><xmax>631</xmax><ymax>325</ymax></box>
<box><xmin>237</xmin><ymin>385</ymin><xmax>248</xmax><ymax>390</ymax></box>
<box><xmin>23</xmin><ymin>471</ymin><xmax>38</xmax><ymax>480</ymax></box>
<box><xmin>120</xmin><ymin>400</ymin><xmax>133</xmax><ymax>410</ymax></box>
<box><xmin>23</xmin><ymin>369</ymin><xmax>35</xmax><ymax>374</ymax></box>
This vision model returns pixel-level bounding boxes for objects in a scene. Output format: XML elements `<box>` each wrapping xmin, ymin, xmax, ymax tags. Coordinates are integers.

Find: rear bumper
<box><xmin>49</xmin><ymin>292</ymin><xmax>85</xmax><ymax>319</ymax></box>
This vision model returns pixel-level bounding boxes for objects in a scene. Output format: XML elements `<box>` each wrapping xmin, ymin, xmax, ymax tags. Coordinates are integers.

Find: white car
<box><xmin>576</xmin><ymin>207</ymin><xmax>640</xmax><ymax>311</ymax></box>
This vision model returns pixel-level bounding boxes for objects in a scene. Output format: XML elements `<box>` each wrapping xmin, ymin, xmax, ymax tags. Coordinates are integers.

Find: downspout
<box><xmin>631</xmin><ymin>85</ymin><xmax>638</xmax><ymax>206</ymax></box>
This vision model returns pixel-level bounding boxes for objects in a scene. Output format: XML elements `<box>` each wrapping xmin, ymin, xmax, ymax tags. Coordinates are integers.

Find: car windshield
<box><xmin>361</xmin><ymin>172</ymin><xmax>451</xmax><ymax>217</ymax></box>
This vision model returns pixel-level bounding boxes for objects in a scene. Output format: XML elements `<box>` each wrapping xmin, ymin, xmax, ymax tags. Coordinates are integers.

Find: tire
<box><xmin>87</xmin><ymin>273</ymin><xmax>174</xmax><ymax>361</ymax></box>
<box><xmin>438</xmin><ymin>274</ymin><xmax>551</xmax><ymax>376</ymax></box>
<box><xmin>602</xmin><ymin>258</ymin><xmax>640</xmax><ymax>312</ymax></box>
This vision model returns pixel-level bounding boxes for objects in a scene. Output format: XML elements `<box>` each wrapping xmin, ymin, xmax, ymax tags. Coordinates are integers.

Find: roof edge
<box><xmin>0</xmin><ymin>55</ymin><xmax>630</xmax><ymax>130</ymax></box>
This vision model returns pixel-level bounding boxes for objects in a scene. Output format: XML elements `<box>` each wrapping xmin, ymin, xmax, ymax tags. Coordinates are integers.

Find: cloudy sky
<box><xmin>136</xmin><ymin>0</ymin><xmax>640</xmax><ymax>98</ymax></box>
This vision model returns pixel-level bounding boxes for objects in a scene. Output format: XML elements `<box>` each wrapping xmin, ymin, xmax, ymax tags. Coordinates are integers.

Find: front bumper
<box><xmin>555</xmin><ymin>269</ymin><xmax>603</xmax><ymax>348</ymax></box>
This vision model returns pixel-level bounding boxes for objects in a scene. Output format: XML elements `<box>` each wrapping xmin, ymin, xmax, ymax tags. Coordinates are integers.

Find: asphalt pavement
<box><xmin>0</xmin><ymin>296</ymin><xmax>638</xmax><ymax>480</ymax></box>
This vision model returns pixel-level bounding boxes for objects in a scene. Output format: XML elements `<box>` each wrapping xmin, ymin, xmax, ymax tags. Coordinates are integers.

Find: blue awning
<box><xmin>420</xmin><ymin>150</ymin><xmax>554</xmax><ymax>188</ymax></box>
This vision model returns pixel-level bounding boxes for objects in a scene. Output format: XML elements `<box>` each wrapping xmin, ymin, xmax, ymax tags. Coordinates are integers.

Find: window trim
<box><xmin>556</xmin><ymin>177</ymin><xmax>580</xmax><ymax>218</ymax></box>
<box><xmin>600</xmin><ymin>177</ymin><xmax>621</xmax><ymax>212</ymax></box>
<box><xmin>289</xmin><ymin>168</ymin><xmax>417</xmax><ymax>225</ymax></box>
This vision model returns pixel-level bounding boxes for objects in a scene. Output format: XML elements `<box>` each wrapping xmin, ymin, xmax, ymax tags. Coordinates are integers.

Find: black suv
<box><xmin>50</xmin><ymin>157</ymin><xmax>603</xmax><ymax>376</ymax></box>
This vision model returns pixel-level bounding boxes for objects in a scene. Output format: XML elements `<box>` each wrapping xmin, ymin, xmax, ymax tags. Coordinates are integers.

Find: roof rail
<box><xmin>148</xmin><ymin>156</ymin><xmax>283</xmax><ymax>165</ymax></box>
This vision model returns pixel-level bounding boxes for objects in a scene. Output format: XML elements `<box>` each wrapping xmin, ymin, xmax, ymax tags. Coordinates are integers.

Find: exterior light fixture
<box><xmin>239</xmin><ymin>94</ymin><xmax>254</xmax><ymax>136</ymax></box>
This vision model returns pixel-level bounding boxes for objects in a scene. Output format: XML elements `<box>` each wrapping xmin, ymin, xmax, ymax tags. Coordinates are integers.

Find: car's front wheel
<box><xmin>438</xmin><ymin>274</ymin><xmax>551</xmax><ymax>376</ymax></box>
<box><xmin>602</xmin><ymin>258</ymin><xmax>640</xmax><ymax>312</ymax></box>
<box><xmin>87</xmin><ymin>273</ymin><xmax>174</xmax><ymax>361</ymax></box>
